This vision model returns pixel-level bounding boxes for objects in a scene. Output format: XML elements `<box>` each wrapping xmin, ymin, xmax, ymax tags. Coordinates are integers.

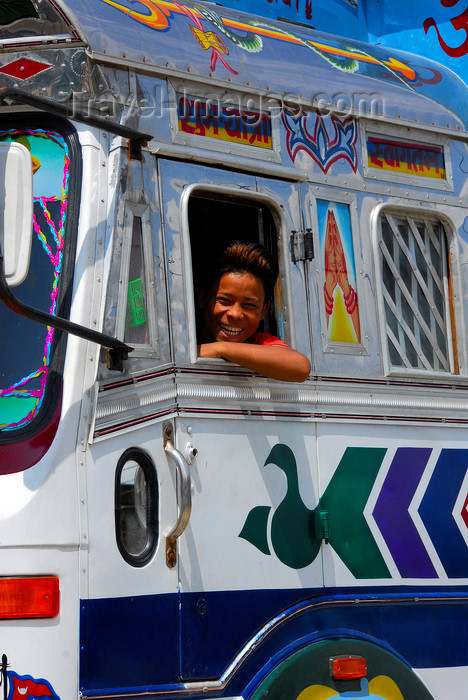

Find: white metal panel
<box><xmin>418</xmin><ymin>666</ymin><xmax>468</xmax><ymax>700</ymax></box>
<box><xmin>85</xmin><ymin>424</ymin><xmax>178</xmax><ymax>599</ymax></box>
<box><xmin>177</xmin><ymin>415</ymin><xmax>322</xmax><ymax>593</ymax></box>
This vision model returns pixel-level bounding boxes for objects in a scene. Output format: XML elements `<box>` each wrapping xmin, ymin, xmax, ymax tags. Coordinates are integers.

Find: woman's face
<box><xmin>201</xmin><ymin>272</ymin><xmax>269</xmax><ymax>343</ymax></box>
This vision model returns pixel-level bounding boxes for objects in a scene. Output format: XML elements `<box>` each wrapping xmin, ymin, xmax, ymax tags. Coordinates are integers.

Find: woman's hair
<box><xmin>207</xmin><ymin>241</ymin><xmax>278</xmax><ymax>302</ymax></box>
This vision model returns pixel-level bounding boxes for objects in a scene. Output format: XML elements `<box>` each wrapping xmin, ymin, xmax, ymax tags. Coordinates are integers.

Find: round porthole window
<box><xmin>115</xmin><ymin>448</ymin><xmax>158</xmax><ymax>566</ymax></box>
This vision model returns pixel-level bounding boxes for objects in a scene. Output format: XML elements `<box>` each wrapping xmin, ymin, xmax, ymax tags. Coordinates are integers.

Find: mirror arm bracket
<box><xmin>0</xmin><ymin>252</ymin><xmax>132</xmax><ymax>372</ymax></box>
<box><xmin>0</xmin><ymin>88</ymin><xmax>152</xmax><ymax>157</ymax></box>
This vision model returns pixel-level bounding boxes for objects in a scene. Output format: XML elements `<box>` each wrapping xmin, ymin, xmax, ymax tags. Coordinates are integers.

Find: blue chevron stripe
<box><xmin>418</xmin><ymin>448</ymin><xmax>468</xmax><ymax>578</ymax></box>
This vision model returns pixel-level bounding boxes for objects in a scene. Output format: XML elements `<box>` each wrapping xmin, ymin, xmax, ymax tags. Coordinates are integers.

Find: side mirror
<box><xmin>0</xmin><ymin>141</ymin><xmax>33</xmax><ymax>286</ymax></box>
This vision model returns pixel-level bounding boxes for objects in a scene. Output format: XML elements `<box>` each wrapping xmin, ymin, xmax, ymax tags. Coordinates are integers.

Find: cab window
<box><xmin>187</xmin><ymin>193</ymin><xmax>282</xmax><ymax>342</ymax></box>
<box><xmin>0</xmin><ymin>117</ymin><xmax>80</xmax><ymax>436</ymax></box>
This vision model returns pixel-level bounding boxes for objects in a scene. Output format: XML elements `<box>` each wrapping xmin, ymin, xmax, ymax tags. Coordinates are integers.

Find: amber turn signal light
<box><xmin>330</xmin><ymin>655</ymin><xmax>367</xmax><ymax>680</ymax></box>
<box><xmin>0</xmin><ymin>577</ymin><xmax>59</xmax><ymax>619</ymax></box>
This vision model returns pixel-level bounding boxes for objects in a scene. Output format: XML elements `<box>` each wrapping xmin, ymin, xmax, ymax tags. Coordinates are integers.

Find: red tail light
<box><xmin>330</xmin><ymin>655</ymin><xmax>367</xmax><ymax>680</ymax></box>
<box><xmin>0</xmin><ymin>577</ymin><xmax>59</xmax><ymax>619</ymax></box>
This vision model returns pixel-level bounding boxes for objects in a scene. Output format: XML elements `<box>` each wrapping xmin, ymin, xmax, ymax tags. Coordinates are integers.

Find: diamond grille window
<box><xmin>379</xmin><ymin>212</ymin><xmax>453</xmax><ymax>373</ymax></box>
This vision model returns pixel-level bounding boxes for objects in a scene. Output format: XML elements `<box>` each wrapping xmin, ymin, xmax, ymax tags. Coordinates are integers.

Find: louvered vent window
<box><xmin>379</xmin><ymin>212</ymin><xmax>454</xmax><ymax>373</ymax></box>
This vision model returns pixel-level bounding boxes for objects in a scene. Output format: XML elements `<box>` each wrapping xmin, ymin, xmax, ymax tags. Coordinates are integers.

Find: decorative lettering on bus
<box><xmin>177</xmin><ymin>95</ymin><xmax>273</xmax><ymax>150</ymax></box>
<box><xmin>367</xmin><ymin>136</ymin><xmax>446</xmax><ymax>179</ymax></box>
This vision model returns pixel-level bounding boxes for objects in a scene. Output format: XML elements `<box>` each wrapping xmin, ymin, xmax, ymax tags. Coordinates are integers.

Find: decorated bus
<box><xmin>1</xmin><ymin>1</ymin><xmax>468</xmax><ymax>699</ymax></box>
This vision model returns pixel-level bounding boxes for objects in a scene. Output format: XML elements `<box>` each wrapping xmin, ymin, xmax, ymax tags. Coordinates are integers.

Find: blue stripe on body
<box><xmin>80</xmin><ymin>586</ymin><xmax>468</xmax><ymax>695</ymax></box>
<box><xmin>80</xmin><ymin>592</ymin><xmax>179</xmax><ymax>691</ymax></box>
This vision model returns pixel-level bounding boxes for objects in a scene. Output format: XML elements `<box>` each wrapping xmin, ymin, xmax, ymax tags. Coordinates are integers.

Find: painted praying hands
<box><xmin>323</xmin><ymin>210</ymin><xmax>360</xmax><ymax>343</ymax></box>
<box><xmin>424</xmin><ymin>0</ymin><xmax>468</xmax><ymax>58</ymax></box>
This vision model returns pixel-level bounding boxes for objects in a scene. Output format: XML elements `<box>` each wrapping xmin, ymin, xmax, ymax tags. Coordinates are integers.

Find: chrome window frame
<box><xmin>179</xmin><ymin>183</ymin><xmax>292</xmax><ymax>366</ymax></box>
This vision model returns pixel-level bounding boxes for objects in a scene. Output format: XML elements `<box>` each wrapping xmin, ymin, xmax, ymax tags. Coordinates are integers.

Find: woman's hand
<box><xmin>198</xmin><ymin>343</ymin><xmax>224</xmax><ymax>359</ymax></box>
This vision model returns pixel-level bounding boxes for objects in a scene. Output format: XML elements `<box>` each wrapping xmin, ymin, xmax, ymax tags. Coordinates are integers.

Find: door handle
<box><xmin>164</xmin><ymin>422</ymin><xmax>192</xmax><ymax>568</ymax></box>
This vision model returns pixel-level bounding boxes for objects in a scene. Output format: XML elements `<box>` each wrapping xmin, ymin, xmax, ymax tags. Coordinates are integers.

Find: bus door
<box><xmin>82</xmin><ymin>431</ymin><xmax>180</xmax><ymax>691</ymax></box>
<box><xmin>158</xmin><ymin>159</ymin><xmax>322</xmax><ymax>681</ymax></box>
<box><xmin>80</xmin><ymin>150</ymin><xmax>180</xmax><ymax>694</ymax></box>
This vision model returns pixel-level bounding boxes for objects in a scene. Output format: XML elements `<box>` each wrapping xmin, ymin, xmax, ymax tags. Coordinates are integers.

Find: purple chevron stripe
<box><xmin>373</xmin><ymin>447</ymin><xmax>437</xmax><ymax>578</ymax></box>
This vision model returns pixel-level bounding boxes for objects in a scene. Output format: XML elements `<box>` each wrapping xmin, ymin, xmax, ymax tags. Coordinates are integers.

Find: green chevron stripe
<box><xmin>319</xmin><ymin>447</ymin><xmax>390</xmax><ymax>578</ymax></box>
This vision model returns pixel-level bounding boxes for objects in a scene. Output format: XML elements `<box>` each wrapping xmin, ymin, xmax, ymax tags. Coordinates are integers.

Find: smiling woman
<box><xmin>199</xmin><ymin>270</ymin><xmax>271</xmax><ymax>345</ymax></box>
<box><xmin>197</xmin><ymin>240</ymin><xmax>310</xmax><ymax>382</ymax></box>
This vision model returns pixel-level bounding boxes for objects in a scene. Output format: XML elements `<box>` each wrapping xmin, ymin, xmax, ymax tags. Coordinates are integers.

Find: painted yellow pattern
<box><xmin>100</xmin><ymin>0</ymin><xmax>172</xmax><ymax>29</ymax></box>
<box><xmin>370</xmin><ymin>676</ymin><xmax>404</xmax><ymax>700</ymax></box>
<box><xmin>298</xmin><ymin>686</ymin><xmax>339</xmax><ymax>700</ymax></box>
<box><xmin>296</xmin><ymin>675</ymin><xmax>405</xmax><ymax>700</ymax></box>
<box><xmin>190</xmin><ymin>26</ymin><xmax>228</xmax><ymax>53</ymax></box>
<box><xmin>367</xmin><ymin>155</ymin><xmax>446</xmax><ymax>179</ymax></box>
<box><xmin>329</xmin><ymin>290</ymin><xmax>358</xmax><ymax>343</ymax></box>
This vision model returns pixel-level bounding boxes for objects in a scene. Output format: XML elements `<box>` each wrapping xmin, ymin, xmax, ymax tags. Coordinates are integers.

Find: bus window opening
<box><xmin>188</xmin><ymin>195</ymin><xmax>310</xmax><ymax>382</ymax></box>
<box><xmin>188</xmin><ymin>195</ymin><xmax>280</xmax><ymax>341</ymax></box>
